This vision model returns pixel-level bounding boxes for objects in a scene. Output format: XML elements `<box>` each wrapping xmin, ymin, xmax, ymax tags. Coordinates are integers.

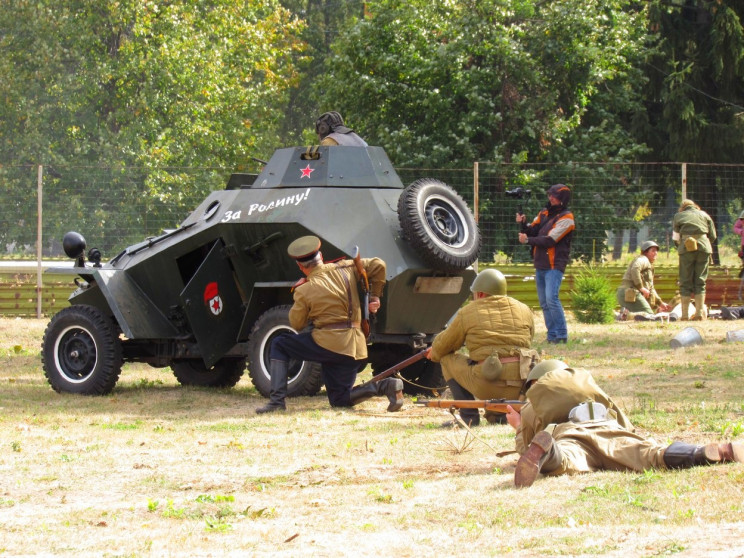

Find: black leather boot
<box><xmin>255</xmin><ymin>359</ymin><xmax>288</xmax><ymax>414</ymax></box>
<box><xmin>350</xmin><ymin>382</ymin><xmax>378</xmax><ymax>406</ymax></box>
<box><xmin>379</xmin><ymin>378</ymin><xmax>404</xmax><ymax>412</ymax></box>
<box><xmin>664</xmin><ymin>441</ymin><xmax>744</xmax><ymax>468</ymax></box>
<box><xmin>514</xmin><ymin>431</ymin><xmax>562</xmax><ymax>487</ymax></box>
<box><xmin>350</xmin><ymin>378</ymin><xmax>404</xmax><ymax>412</ymax></box>
<box><xmin>441</xmin><ymin>379</ymin><xmax>479</xmax><ymax>427</ymax></box>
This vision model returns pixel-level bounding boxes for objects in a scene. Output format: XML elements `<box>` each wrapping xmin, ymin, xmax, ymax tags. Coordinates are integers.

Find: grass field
<box><xmin>1</xmin><ymin>315</ymin><xmax>744</xmax><ymax>556</ymax></box>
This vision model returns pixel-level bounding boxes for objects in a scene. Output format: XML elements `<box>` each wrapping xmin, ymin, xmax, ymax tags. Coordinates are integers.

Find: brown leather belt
<box><xmin>319</xmin><ymin>321</ymin><xmax>361</xmax><ymax>330</ymax></box>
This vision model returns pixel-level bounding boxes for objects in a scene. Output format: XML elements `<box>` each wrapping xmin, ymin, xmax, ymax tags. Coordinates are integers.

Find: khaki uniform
<box><xmin>673</xmin><ymin>206</ymin><xmax>716</xmax><ymax>296</ymax></box>
<box><xmin>515</xmin><ymin>368</ymin><xmax>667</xmax><ymax>475</ymax></box>
<box><xmin>616</xmin><ymin>254</ymin><xmax>662</xmax><ymax>313</ymax></box>
<box><xmin>290</xmin><ymin>257</ymin><xmax>385</xmax><ymax>359</ymax></box>
<box><xmin>429</xmin><ymin>295</ymin><xmax>536</xmax><ymax>399</ymax></box>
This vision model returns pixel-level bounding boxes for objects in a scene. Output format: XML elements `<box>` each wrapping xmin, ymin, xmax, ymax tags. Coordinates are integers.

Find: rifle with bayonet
<box><xmin>351</xmin><ymin>245</ymin><xmax>371</xmax><ymax>339</ymax></box>
<box><xmin>416</xmin><ymin>398</ymin><xmax>525</xmax><ymax>414</ymax></box>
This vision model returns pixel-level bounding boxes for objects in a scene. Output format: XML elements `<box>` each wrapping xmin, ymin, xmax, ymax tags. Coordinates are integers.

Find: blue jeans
<box><xmin>535</xmin><ymin>269</ymin><xmax>568</xmax><ymax>341</ymax></box>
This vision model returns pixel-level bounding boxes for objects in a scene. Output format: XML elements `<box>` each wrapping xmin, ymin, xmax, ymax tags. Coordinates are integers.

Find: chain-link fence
<box><xmin>2</xmin><ymin>161</ymin><xmax>744</xmax><ymax>265</ymax></box>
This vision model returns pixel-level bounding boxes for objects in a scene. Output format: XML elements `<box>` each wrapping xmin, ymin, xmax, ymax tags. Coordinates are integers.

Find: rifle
<box><xmin>359</xmin><ymin>348</ymin><xmax>429</xmax><ymax>387</ymax></box>
<box><xmin>416</xmin><ymin>398</ymin><xmax>525</xmax><ymax>414</ymax></box>
<box><xmin>351</xmin><ymin>245</ymin><xmax>370</xmax><ymax>339</ymax></box>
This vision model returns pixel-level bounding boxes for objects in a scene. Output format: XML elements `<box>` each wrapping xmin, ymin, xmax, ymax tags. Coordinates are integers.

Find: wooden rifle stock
<box><xmin>416</xmin><ymin>399</ymin><xmax>525</xmax><ymax>414</ymax></box>
<box><xmin>361</xmin><ymin>348</ymin><xmax>429</xmax><ymax>386</ymax></box>
<box><xmin>351</xmin><ymin>246</ymin><xmax>371</xmax><ymax>338</ymax></box>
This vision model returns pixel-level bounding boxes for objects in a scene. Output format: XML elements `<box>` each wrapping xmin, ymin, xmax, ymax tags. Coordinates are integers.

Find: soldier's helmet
<box><xmin>315</xmin><ymin>111</ymin><xmax>351</xmax><ymax>139</ymax></box>
<box><xmin>640</xmin><ymin>240</ymin><xmax>659</xmax><ymax>253</ymax></box>
<box><xmin>470</xmin><ymin>268</ymin><xmax>507</xmax><ymax>296</ymax></box>
<box><xmin>526</xmin><ymin>359</ymin><xmax>569</xmax><ymax>384</ymax></box>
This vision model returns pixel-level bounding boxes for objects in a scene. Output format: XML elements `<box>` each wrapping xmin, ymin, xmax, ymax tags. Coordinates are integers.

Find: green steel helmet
<box><xmin>470</xmin><ymin>268</ymin><xmax>507</xmax><ymax>296</ymax></box>
<box><xmin>526</xmin><ymin>359</ymin><xmax>569</xmax><ymax>384</ymax></box>
<box><xmin>640</xmin><ymin>240</ymin><xmax>659</xmax><ymax>253</ymax></box>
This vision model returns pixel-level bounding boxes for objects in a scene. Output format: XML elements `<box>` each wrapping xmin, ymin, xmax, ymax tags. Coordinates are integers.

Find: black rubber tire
<box><xmin>246</xmin><ymin>305</ymin><xmax>323</xmax><ymax>398</ymax></box>
<box><xmin>368</xmin><ymin>343</ymin><xmax>445</xmax><ymax>396</ymax></box>
<box><xmin>41</xmin><ymin>305</ymin><xmax>123</xmax><ymax>395</ymax></box>
<box><xmin>171</xmin><ymin>358</ymin><xmax>245</xmax><ymax>388</ymax></box>
<box><xmin>398</xmin><ymin>178</ymin><xmax>481</xmax><ymax>272</ymax></box>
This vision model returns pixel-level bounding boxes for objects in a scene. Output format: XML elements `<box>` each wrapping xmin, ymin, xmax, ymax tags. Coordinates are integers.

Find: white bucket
<box><xmin>670</xmin><ymin>327</ymin><xmax>704</xmax><ymax>349</ymax></box>
<box><xmin>725</xmin><ymin>330</ymin><xmax>744</xmax><ymax>343</ymax></box>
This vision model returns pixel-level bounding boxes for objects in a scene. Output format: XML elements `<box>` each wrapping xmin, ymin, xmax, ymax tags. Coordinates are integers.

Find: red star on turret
<box><xmin>300</xmin><ymin>165</ymin><xmax>315</xmax><ymax>178</ymax></box>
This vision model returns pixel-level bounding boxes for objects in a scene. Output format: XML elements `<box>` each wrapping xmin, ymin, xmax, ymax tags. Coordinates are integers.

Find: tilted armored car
<box><xmin>42</xmin><ymin>145</ymin><xmax>481</xmax><ymax>397</ymax></box>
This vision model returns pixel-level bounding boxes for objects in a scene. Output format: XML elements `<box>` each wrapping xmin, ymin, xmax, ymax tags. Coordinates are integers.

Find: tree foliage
<box><xmin>0</xmin><ymin>0</ymin><xmax>305</xmax><ymax>252</ymax></box>
<box><xmin>315</xmin><ymin>0</ymin><xmax>649</xmax><ymax>168</ymax></box>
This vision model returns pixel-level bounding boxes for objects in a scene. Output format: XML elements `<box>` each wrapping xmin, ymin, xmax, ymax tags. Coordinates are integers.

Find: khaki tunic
<box><xmin>515</xmin><ymin>367</ymin><xmax>633</xmax><ymax>454</ymax></box>
<box><xmin>289</xmin><ymin>257</ymin><xmax>385</xmax><ymax>359</ymax></box>
<box><xmin>429</xmin><ymin>295</ymin><xmax>535</xmax><ymax>399</ymax></box>
<box><xmin>616</xmin><ymin>254</ymin><xmax>662</xmax><ymax>312</ymax></box>
<box><xmin>673</xmin><ymin>207</ymin><xmax>716</xmax><ymax>296</ymax></box>
<box><xmin>515</xmin><ymin>369</ymin><xmax>667</xmax><ymax>475</ymax></box>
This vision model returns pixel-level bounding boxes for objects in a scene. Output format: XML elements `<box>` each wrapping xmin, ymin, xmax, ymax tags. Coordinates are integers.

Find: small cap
<box><xmin>640</xmin><ymin>240</ymin><xmax>659</xmax><ymax>253</ymax></box>
<box><xmin>288</xmin><ymin>235</ymin><xmax>321</xmax><ymax>262</ymax></box>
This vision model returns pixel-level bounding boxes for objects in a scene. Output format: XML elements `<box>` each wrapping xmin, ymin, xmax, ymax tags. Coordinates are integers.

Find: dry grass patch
<box><xmin>1</xmin><ymin>317</ymin><xmax>744</xmax><ymax>556</ymax></box>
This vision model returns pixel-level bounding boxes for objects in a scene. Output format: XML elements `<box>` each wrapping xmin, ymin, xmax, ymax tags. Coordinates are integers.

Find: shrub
<box><xmin>570</xmin><ymin>265</ymin><xmax>616</xmax><ymax>324</ymax></box>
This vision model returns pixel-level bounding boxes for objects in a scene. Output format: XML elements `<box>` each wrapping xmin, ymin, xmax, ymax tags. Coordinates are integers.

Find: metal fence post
<box><xmin>681</xmin><ymin>162</ymin><xmax>687</xmax><ymax>200</ymax></box>
<box><xmin>36</xmin><ymin>164</ymin><xmax>43</xmax><ymax>318</ymax></box>
<box><xmin>473</xmin><ymin>161</ymin><xmax>479</xmax><ymax>272</ymax></box>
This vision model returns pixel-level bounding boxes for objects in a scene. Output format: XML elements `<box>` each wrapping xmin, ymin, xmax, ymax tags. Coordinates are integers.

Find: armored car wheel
<box><xmin>398</xmin><ymin>178</ymin><xmax>481</xmax><ymax>272</ymax></box>
<box><xmin>368</xmin><ymin>344</ymin><xmax>445</xmax><ymax>396</ymax></box>
<box><xmin>171</xmin><ymin>358</ymin><xmax>245</xmax><ymax>388</ymax></box>
<box><xmin>41</xmin><ymin>305</ymin><xmax>123</xmax><ymax>395</ymax></box>
<box><xmin>247</xmin><ymin>305</ymin><xmax>323</xmax><ymax>398</ymax></box>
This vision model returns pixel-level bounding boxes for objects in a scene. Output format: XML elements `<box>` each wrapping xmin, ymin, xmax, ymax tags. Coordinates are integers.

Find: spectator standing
<box><xmin>517</xmin><ymin>184</ymin><xmax>575</xmax><ymax>344</ymax></box>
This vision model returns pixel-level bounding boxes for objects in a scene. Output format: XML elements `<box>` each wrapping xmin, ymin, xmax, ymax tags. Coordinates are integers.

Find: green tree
<box><xmin>0</xmin><ymin>0</ymin><xmax>305</xmax><ymax>253</ymax></box>
<box><xmin>316</xmin><ymin>0</ymin><xmax>649</xmax><ymax>168</ymax></box>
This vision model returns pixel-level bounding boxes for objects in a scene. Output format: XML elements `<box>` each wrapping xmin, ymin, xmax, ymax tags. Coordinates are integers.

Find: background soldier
<box><xmin>616</xmin><ymin>240</ymin><xmax>671</xmax><ymax>321</ymax></box>
<box><xmin>256</xmin><ymin>236</ymin><xmax>402</xmax><ymax>414</ymax></box>
<box><xmin>426</xmin><ymin>268</ymin><xmax>537</xmax><ymax>427</ymax></box>
<box><xmin>672</xmin><ymin>199</ymin><xmax>716</xmax><ymax>320</ymax></box>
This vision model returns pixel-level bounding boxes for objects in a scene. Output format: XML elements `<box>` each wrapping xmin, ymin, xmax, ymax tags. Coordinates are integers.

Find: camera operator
<box><xmin>517</xmin><ymin>184</ymin><xmax>575</xmax><ymax>344</ymax></box>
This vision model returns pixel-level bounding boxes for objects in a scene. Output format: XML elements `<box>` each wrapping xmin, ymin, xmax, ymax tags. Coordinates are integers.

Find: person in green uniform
<box><xmin>505</xmin><ymin>360</ymin><xmax>743</xmax><ymax>488</ymax></box>
<box><xmin>672</xmin><ymin>199</ymin><xmax>716</xmax><ymax>320</ymax></box>
<box><xmin>616</xmin><ymin>240</ymin><xmax>671</xmax><ymax>320</ymax></box>
<box><xmin>425</xmin><ymin>268</ymin><xmax>538</xmax><ymax>427</ymax></box>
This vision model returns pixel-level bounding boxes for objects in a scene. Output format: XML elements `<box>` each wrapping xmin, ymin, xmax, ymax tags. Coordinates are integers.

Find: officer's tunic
<box><xmin>290</xmin><ymin>257</ymin><xmax>386</xmax><ymax>360</ymax></box>
<box><xmin>673</xmin><ymin>206</ymin><xmax>716</xmax><ymax>296</ymax></box>
<box><xmin>515</xmin><ymin>368</ymin><xmax>668</xmax><ymax>475</ymax></box>
<box><xmin>616</xmin><ymin>253</ymin><xmax>663</xmax><ymax>312</ymax></box>
<box><xmin>429</xmin><ymin>295</ymin><xmax>535</xmax><ymax>400</ymax></box>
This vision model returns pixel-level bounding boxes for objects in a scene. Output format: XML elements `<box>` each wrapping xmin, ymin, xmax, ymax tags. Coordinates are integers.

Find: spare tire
<box><xmin>398</xmin><ymin>178</ymin><xmax>480</xmax><ymax>272</ymax></box>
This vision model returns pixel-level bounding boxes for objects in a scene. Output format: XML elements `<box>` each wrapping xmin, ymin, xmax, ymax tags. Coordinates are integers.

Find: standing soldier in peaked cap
<box><xmin>255</xmin><ymin>236</ymin><xmax>402</xmax><ymax>414</ymax></box>
<box><xmin>425</xmin><ymin>268</ymin><xmax>538</xmax><ymax>427</ymax></box>
<box><xmin>616</xmin><ymin>240</ymin><xmax>671</xmax><ymax>321</ymax></box>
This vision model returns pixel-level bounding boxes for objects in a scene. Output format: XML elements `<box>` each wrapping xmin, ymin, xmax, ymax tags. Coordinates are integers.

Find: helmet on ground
<box><xmin>526</xmin><ymin>359</ymin><xmax>569</xmax><ymax>384</ymax></box>
<box><xmin>640</xmin><ymin>240</ymin><xmax>659</xmax><ymax>253</ymax></box>
<box><xmin>470</xmin><ymin>268</ymin><xmax>507</xmax><ymax>296</ymax></box>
